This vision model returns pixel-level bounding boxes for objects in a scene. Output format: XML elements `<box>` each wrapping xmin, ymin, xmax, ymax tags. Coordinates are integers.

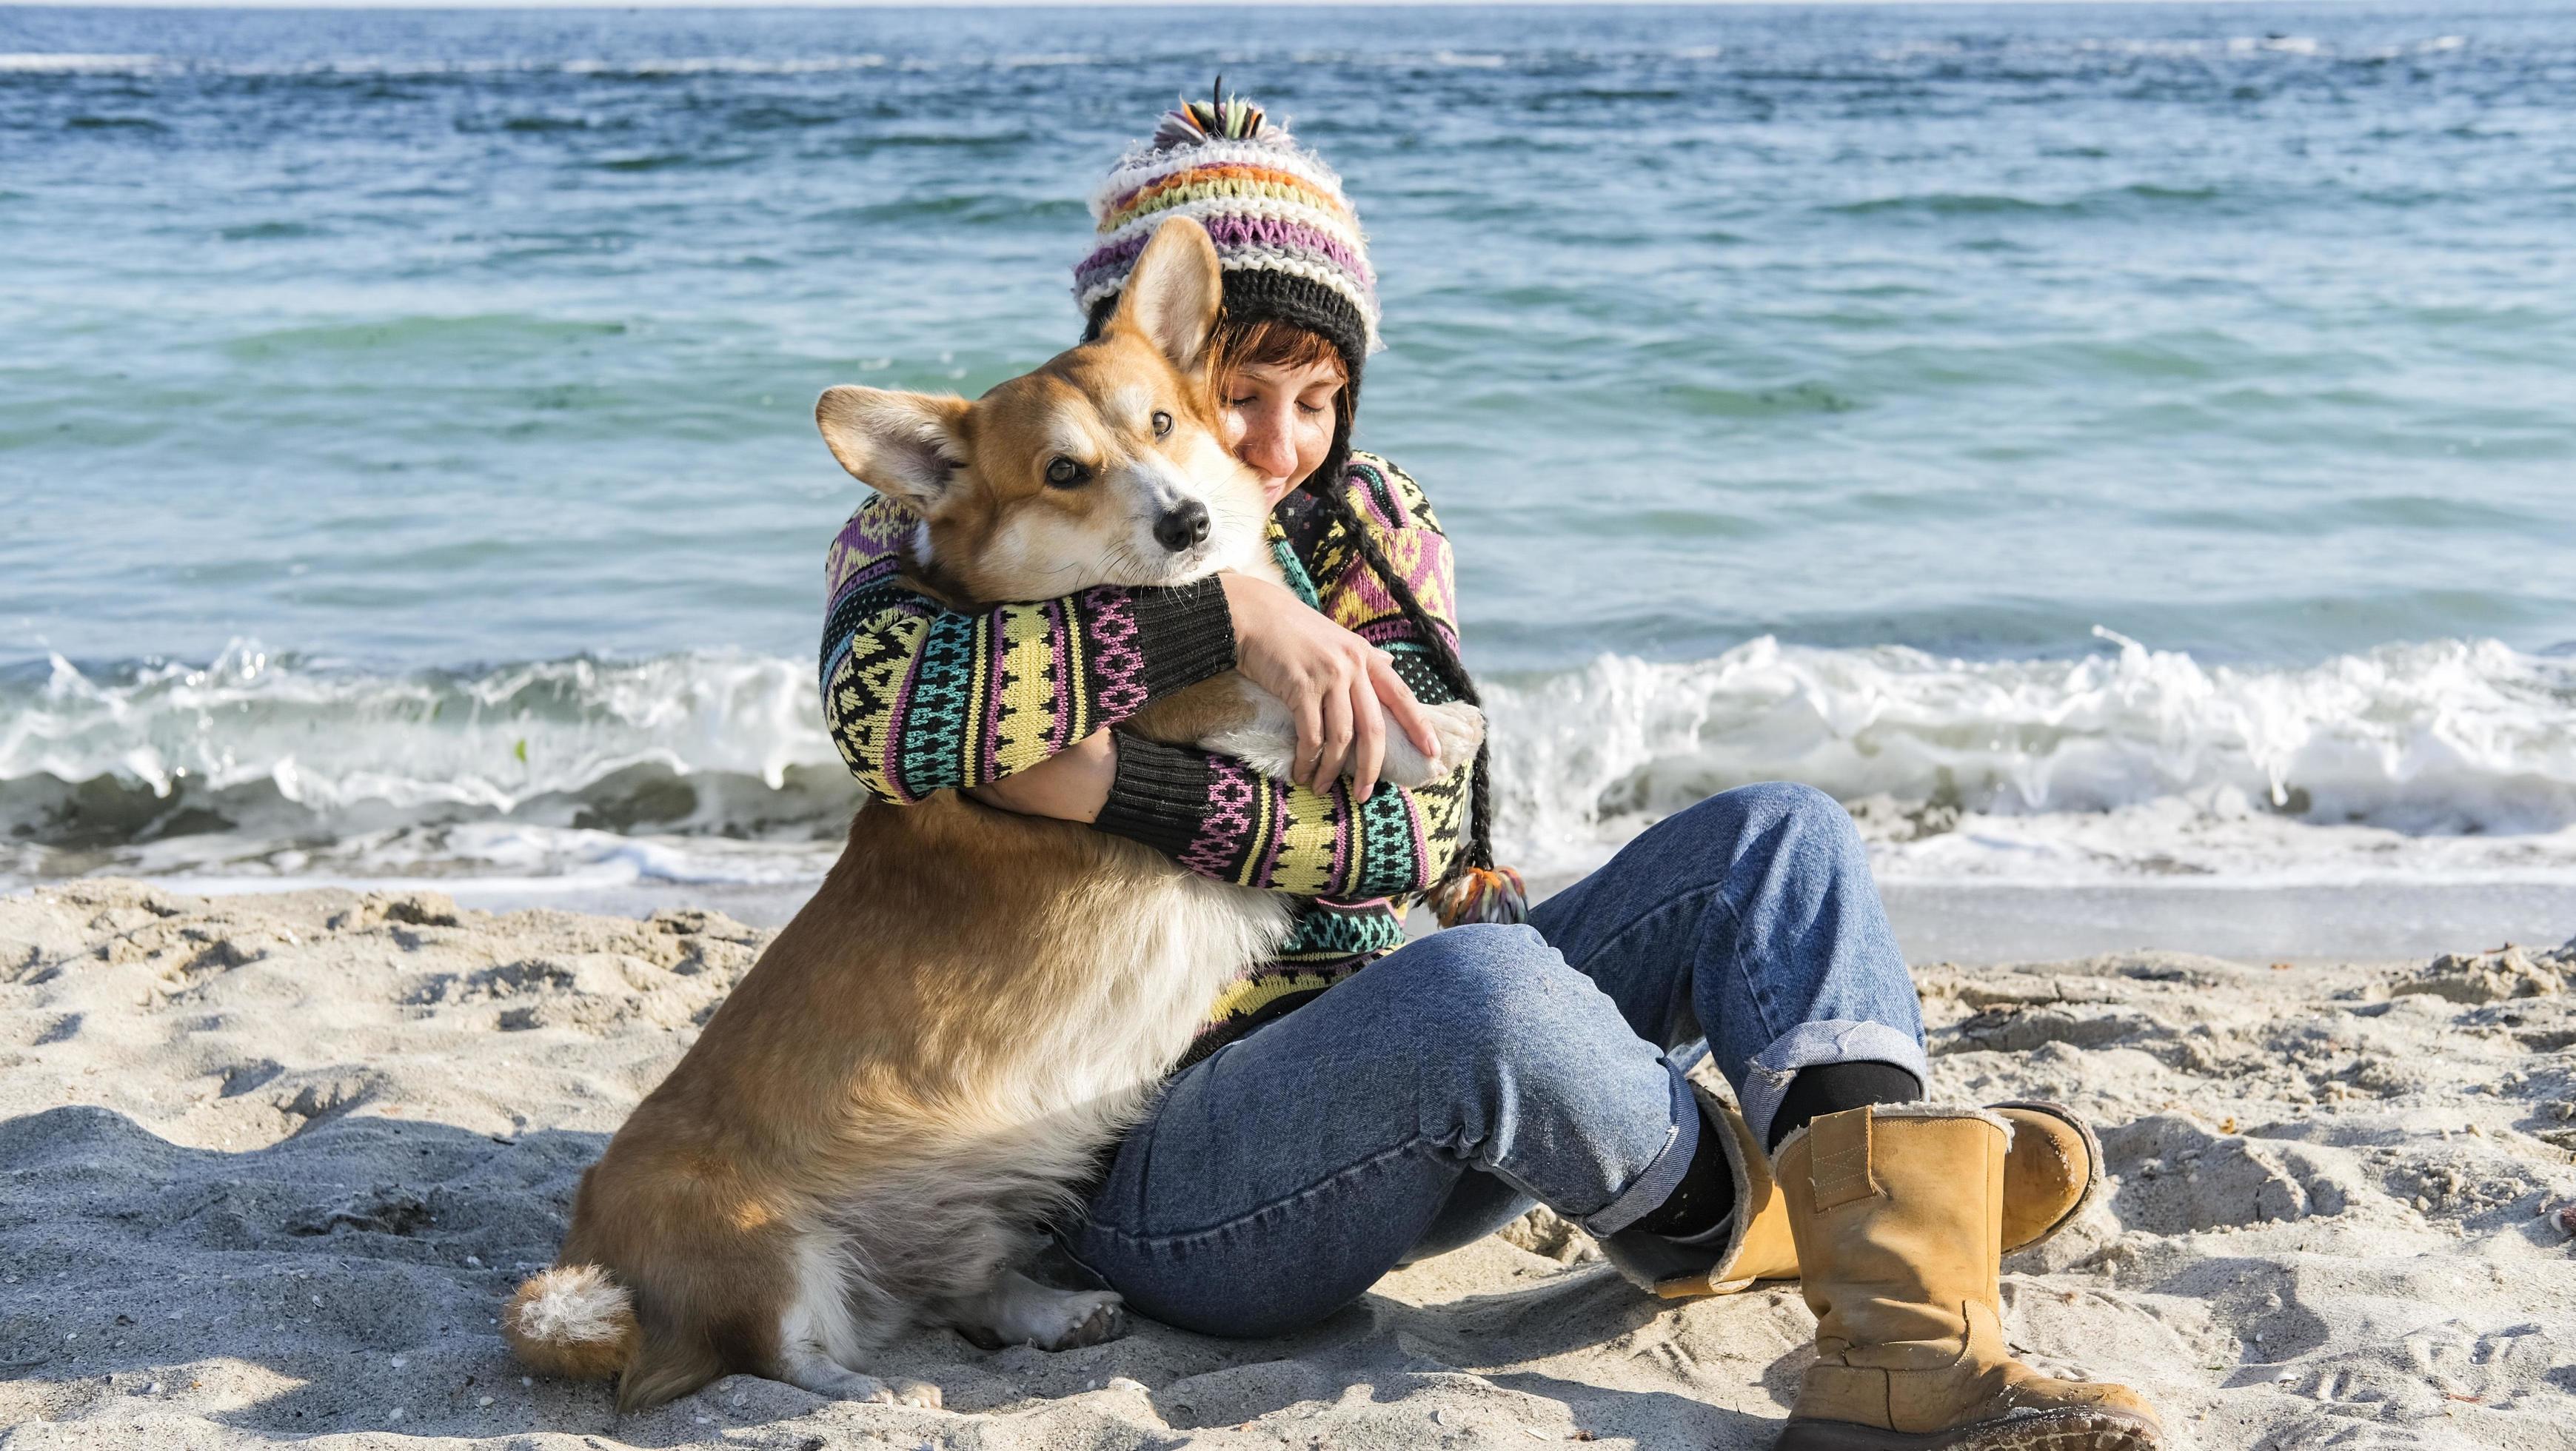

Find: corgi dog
<box><xmin>503</xmin><ymin>218</ymin><xmax>1484</xmax><ymax>1412</ymax></box>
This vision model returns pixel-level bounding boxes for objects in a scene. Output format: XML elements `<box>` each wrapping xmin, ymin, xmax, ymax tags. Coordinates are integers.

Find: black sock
<box><xmin>1766</xmin><ymin>1061</ymin><xmax>1924</xmax><ymax>1153</ymax></box>
<box><xmin>1627</xmin><ymin>1063</ymin><xmax>1929</xmax><ymax>1241</ymax></box>
<box><xmin>1626</xmin><ymin>1099</ymin><xmax>1737</xmax><ymax>1240</ymax></box>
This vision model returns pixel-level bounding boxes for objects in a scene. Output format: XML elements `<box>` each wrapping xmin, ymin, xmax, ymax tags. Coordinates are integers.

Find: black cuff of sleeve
<box><xmin>1094</xmin><ymin>735</ymin><xmax>1212</xmax><ymax>859</ymax></box>
<box><xmin>1130</xmin><ymin>575</ymin><xmax>1238</xmax><ymax>698</ymax></box>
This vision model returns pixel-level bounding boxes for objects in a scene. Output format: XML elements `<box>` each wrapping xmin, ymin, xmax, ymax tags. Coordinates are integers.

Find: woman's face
<box><xmin>1220</xmin><ymin>357</ymin><xmax>1344</xmax><ymax>509</ymax></box>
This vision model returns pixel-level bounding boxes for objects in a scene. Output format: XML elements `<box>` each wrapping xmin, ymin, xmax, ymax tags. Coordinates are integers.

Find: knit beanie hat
<box><xmin>1075</xmin><ymin>87</ymin><xmax>1381</xmax><ymax>491</ymax></box>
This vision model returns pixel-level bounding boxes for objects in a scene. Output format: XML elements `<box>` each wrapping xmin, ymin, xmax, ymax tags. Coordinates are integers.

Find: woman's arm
<box><xmin>1085</xmin><ymin>455</ymin><xmax>1478</xmax><ymax>899</ymax></box>
<box><xmin>1094</xmin><ymin>731</ymin><xmax>1473</xmax><ymax>899</ymax></box>
<box><xmin>820</xmin><ymin>495</ymin><xmax>1237</xmax><ymax>804</ymax></box>
<box><xmin>968</xmin><ymin>562</ymin><xmax>1442</xmax><ymax>819</ymax></box>
<box><xmin>965</xmin><ymin>700</ymin><xmax>1473</xmax><ymax>897</ymax></box>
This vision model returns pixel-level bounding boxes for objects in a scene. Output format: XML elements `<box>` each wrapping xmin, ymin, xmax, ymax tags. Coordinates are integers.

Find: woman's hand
<box><xmin>966</xmin><ymin>730</ymin><xmax>1115</xmax><ymax>822</ymax></box>
<box><xmin>1222</xmin><ymin>570</ymin><xmax>1442</xmax><ymax>801</ymax></box>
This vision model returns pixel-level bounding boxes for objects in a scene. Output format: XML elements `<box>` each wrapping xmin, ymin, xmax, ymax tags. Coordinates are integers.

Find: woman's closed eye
<box><xmin>1231</xmin><ymin>395</ymin><xmax>1328</xmax><ymax>417</ymax></box>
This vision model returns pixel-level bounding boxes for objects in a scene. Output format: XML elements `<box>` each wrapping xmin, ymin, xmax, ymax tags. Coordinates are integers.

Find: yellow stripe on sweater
<box><xmin>1203</xmin><ymin>968</ymin><xmax>1347</xmax><ymax>1028</ymax></box>
<box><xmin>992</xmin><ymin>605</ymin><xmax>1058</xmax><ymax>775</ymax></box>
<box><xmin>1268</xmin><ymin>782</ymin><xmax>1344</xmax><ymax>897</ymax></box>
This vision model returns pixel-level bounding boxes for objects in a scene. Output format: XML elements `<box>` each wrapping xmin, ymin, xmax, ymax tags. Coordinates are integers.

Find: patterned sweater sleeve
<box><xmin>819</xmin><ymin>495</ymin><xmax>1238</xmax><ymax>804</ymax></box>
<box><xmin>1091</xmin><ymin>455</ymin><xmax>1476</xmax><ymax>899</ymax></box>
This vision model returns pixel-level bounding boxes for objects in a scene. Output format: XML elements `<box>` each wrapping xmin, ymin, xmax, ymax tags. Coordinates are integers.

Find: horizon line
<box><xmin>0</xmin><ymin>0</ymin><xmax>2367</xmax><ymax>10</ymax></box>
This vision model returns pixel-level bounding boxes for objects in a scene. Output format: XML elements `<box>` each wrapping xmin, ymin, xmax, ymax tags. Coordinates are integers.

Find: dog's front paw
<box><xmin>1381</xmin><ymin>701</ymin><xmax>1486</xmax><ymax>789</ymax></box>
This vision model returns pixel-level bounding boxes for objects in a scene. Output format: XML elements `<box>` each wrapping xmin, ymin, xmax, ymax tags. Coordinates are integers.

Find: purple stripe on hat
<box><xmin>1074</xmin><ymin>232</ymin><xmax>1151</xmax><ymax>285</ymax></box>
<box><xmin>1199</xmin><ymin>215</ymin><xmax>1375</xmax><ymax>287</ymax></box>
<box><xmin>1076</xmin><ymin>217</ymin><xmax>1374</xmax><ymax>304</ymax></box>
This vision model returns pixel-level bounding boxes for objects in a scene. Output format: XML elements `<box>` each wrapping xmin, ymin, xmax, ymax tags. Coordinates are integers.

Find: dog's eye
<box><xmin>1151</xmin><ymin>410</ymin><xmax>1173</xmax><ymax>439</ymax></box>
<box><xmin>1045</xmin><ymin>457</ymin><xmax>1089</xmax><ymax>489</ymax></box>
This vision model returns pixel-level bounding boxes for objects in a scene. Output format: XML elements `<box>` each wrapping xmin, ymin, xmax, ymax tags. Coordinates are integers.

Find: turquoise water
<box><xmin>3</xmin><ymin>4</ymin><xmax>2573</xmax><ymax>896</ymax></box>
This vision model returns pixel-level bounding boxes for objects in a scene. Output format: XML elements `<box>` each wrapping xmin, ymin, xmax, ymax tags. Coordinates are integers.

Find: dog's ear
<box><xmin>1114</xmin><ymin>217</ymin><xmax>1223</xmax><ymax>374</ymax></box>
<box><xmin>815</xmin><ymin>386</ymin><xmax>973</xmax><ymax>512</ymax></box>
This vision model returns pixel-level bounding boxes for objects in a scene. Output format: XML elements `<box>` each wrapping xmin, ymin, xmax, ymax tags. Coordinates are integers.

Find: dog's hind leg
<box><xmin>775</xmin><ymin>1231</ymin><xmax>941</xmax><ymax>1407</ymax></box>
<box><xmin>937</xmin><ymin>1269</ymin><xmax>1127</xmax><ymax>1352</ymax></box>
<box><xmin>775</xmin><ymin>1346</ymin><xmax>942</xmax><ymax>1407</ymax></box>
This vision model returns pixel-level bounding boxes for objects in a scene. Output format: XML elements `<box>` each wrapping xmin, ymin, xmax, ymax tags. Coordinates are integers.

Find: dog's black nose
<box><xmin>1155</xmin><ymin>500</ymin><xmax>1211</xmax><ymax>554</ymax></box>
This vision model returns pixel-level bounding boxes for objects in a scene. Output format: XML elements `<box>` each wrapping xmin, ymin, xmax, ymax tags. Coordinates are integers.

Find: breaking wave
<box><xmin>1483</xmin><ymin>631</ymin><xmax>2576</xmax><ymax>884</ymax></box>
<box><xmin>4</xmin><ymin>632</ymin><xmax>2572</xmax><ymax>891</ymax></box>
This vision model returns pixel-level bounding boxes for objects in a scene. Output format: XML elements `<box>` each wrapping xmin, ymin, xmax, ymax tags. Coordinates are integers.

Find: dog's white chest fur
<box><xmin>1015</xmin><ymin>868</ymin><xmax>1291</xmax><ymax>1115</ymax></box>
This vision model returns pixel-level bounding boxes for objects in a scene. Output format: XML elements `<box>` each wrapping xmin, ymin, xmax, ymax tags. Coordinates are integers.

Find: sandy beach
<box><xmin>10</xmin><ymin>6</ymin><xmax>2575</xmax><ymax>1447</ymax></box>
<box><xmin>2</xmin><ymin>879</ymin><xmax>2572</xmax><ymax>1449</ymax></box>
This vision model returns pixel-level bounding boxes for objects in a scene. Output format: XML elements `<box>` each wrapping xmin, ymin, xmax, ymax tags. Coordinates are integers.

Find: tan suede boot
<box><xmin>1610</xmin><ymin>1096</ymin><xmax>2104</xmax><ymax>1301</ymax></box>
<box><xmin>1772</xmin><ymin>1105</ymin><xmax>2161</xmax><ymax>1450</ymax></box>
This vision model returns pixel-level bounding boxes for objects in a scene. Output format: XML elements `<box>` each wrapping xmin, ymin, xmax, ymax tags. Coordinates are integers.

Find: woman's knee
<box><xmin>1688</xmin><ymin>780</ymin><xmax>1867</xmax><ymax>866</ymax></box>
<box><xmin>1722</xmin><ymin>779</ymin><xmax>1850</xmax><ymax>832</ymax></box>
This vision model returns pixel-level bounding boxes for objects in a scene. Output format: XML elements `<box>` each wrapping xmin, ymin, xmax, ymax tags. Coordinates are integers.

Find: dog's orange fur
<box><xmin>504</xmin><ymin>219</ymin><xmax>1348</xmax><ymax>1412</ymax></box>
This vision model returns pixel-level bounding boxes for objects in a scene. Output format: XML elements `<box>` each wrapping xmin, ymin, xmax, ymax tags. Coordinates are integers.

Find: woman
<box><xmin>817</xmin><ymin>93</ymin><xmax>2161</xmax><ymax>1451</ymax></box>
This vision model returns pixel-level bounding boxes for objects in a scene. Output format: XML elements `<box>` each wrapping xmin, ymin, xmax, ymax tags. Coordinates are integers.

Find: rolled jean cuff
<box><xmin>1581</xmin><ymin>1056</ymin><xmax>1699</xmax><ymax>1239</ymax></box>
<box><xmin>1739</xmin><ymin>1019</ymin><xmax>1930</xmax><ymax>1148</ymax></box>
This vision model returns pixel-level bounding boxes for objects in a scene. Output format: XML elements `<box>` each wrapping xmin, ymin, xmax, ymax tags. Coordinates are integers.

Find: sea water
<box><xmin>3</xmin><ymin>4</ymin><xmax>2572</xmax><ymax>950</ymax></box>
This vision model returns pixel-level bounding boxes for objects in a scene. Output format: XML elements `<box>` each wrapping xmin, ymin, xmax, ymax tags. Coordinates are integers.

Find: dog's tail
<box><xmin>504</xmin><ymin>1264</ymin><xmax>638</xmax><ymax>1381</ymax></box>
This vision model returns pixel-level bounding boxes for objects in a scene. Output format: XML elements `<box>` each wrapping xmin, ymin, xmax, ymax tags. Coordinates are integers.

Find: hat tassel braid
<box><xmin>1302</xmin><ymin>483</ymin><xmax>1528</xmax><ymax>931</ymax></box>
<box><xmin>1428</xmin><ymin>859</ymin><xmax>1530</xmax><ymax>930</ymax></box>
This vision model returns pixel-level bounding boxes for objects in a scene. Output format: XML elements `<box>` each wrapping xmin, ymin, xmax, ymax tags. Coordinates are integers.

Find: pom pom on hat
<box><xmin>1152</xmin><ymin>79</ymin><xmax>1268</xmax><ymax>150</ymax></box>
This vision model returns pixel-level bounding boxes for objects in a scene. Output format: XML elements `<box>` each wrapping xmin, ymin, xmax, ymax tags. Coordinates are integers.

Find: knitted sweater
<box><xmin>820</xmin><ymin>452</ymin><xmax>1473</xmax><ymax>1059</ymax></box>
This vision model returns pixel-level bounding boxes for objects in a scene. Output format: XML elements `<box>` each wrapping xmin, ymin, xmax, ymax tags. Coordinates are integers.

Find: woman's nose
<box><xmin>1236</xmin><ymin>407</ymin><xmax>1298</xmax><ymax>479</ymax></box>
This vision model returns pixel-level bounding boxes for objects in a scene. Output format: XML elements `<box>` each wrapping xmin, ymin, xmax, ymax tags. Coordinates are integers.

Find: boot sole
<box><xmin>1778</xmin><ymin>1407</ymin><xmax>2161</xmax><ymax>1451</ymax></box>
<box><xmin>1994</xmin><ymin>1099</ymin><xmax>2107</xmax><ymax>1252</ymax></box>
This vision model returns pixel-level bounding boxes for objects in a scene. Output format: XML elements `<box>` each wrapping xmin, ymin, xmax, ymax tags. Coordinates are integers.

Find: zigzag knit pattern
<box><xmin>817</xmin><ymin>453</ymin><xmax>1473</xmax><ymax>1058</ymax></box>
<box><xmin>818</xmin><ymin>500</ymin><xmax>1235</xmax><ymax>803</ymax></box>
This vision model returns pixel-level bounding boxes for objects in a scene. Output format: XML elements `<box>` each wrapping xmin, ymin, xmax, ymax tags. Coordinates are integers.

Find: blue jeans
<box><xmin>1060</xmin><ymin>781</ymin><xmax>1927</xmax><ymax>1338</ymax></box>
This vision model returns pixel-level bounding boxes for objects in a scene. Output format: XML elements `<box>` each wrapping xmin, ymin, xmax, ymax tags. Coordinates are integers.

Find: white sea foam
<box><xmin>0</xmin><ymin>53</ymin><xmax>158</xmax><ymax>73</ymax></box>
<box><xmin>562</xmin><ymin>56</ymin><xmax>888</xmax><ymax>76</ymax></box>
<box><xmin>4</xmin><ymin>634</ymin><xmax>2570</xmax><ymax>893</ymax></box>
<box><xmin>1482</xmin><ymin>631</ymin><xmax>2576</xmax><ymax>885</ymax></box>
<box><xmin>0</xmin><ymin>53</ymin><xmax>893</xmax><ymax>79</ymax></box>
<box><xmin>0</xmin><ymin>32</ymin><xmax>2475</xmax><ymax>84</ymax></box>
<box><xmin>2</xmin><ymin>641</ymin><xmax>835</xmax><ymax>812</ymax></box>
